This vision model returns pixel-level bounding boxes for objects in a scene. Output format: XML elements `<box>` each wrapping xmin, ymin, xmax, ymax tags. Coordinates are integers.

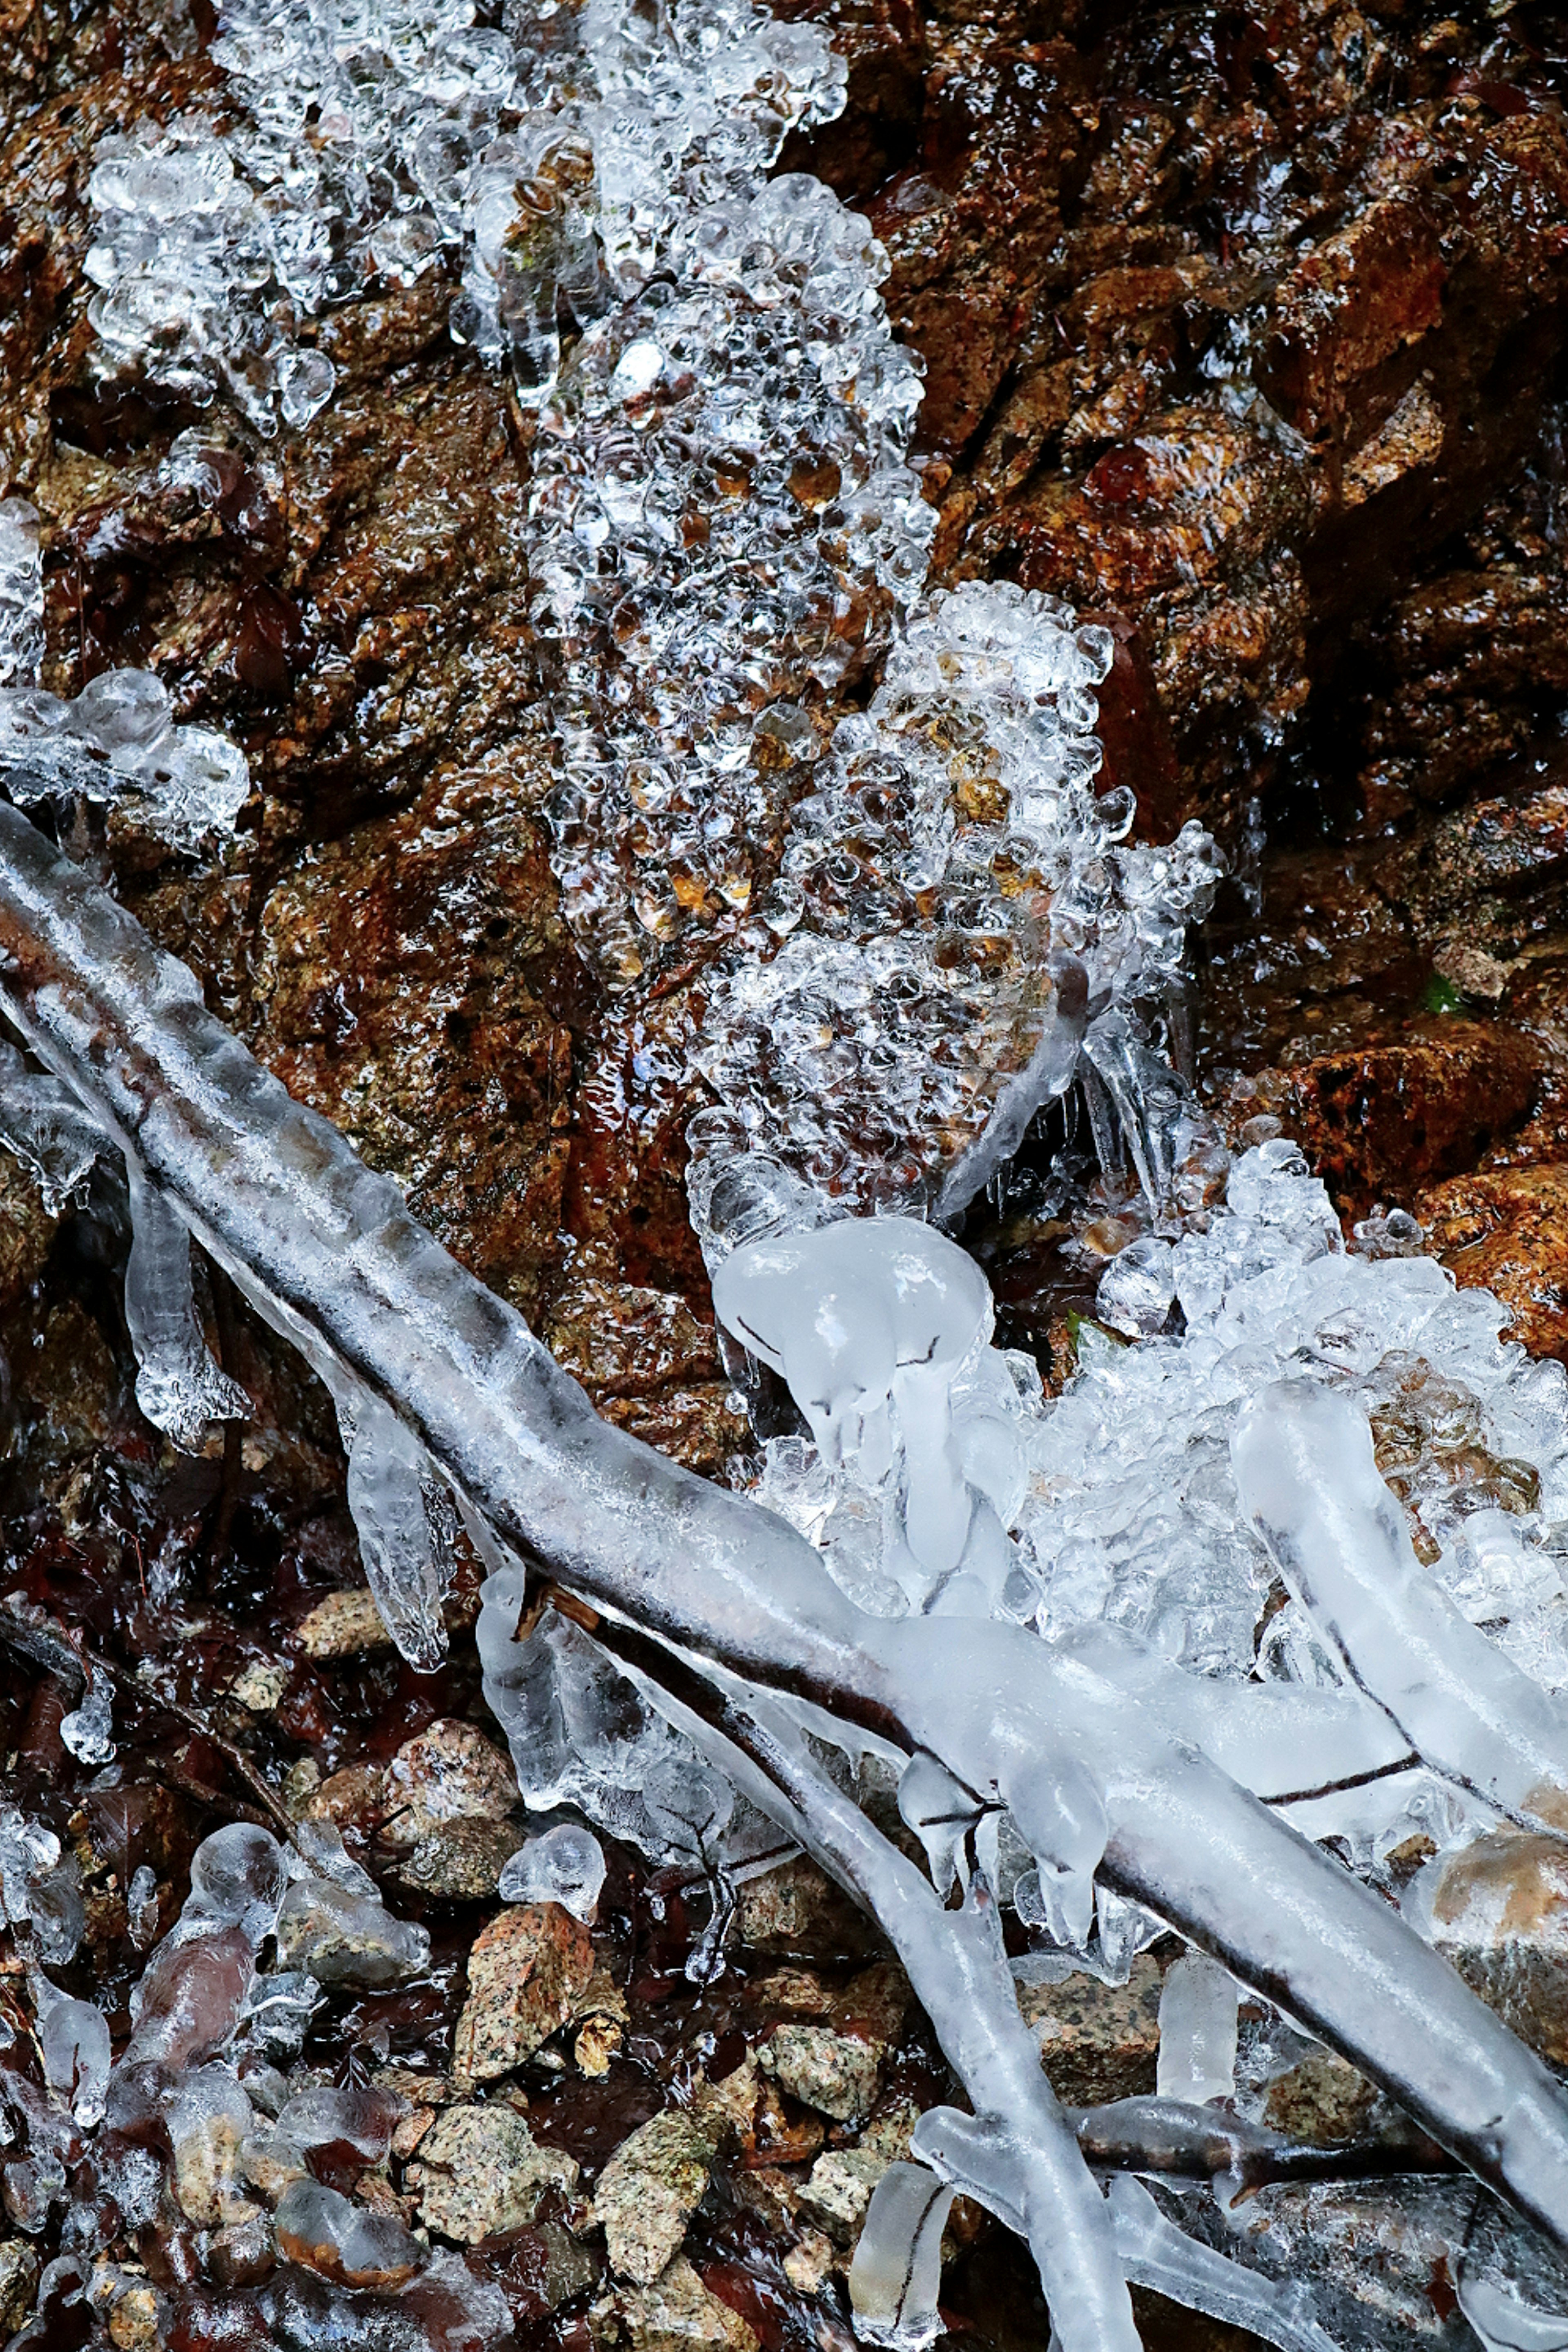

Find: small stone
<box><xmin>276</xmin><ymin>1879</ymin><xmax>431</xmax><ymax>1987</ymax></box>
<box><xmin>692</xmin><ymin>2049</ymin><xmax>762</xmax><ymax>2145</ymax></box>
<box><xmin>205</xmin><ymin>2216</ymin><xmax>276</xmax><ymax>2288</ymax></box>
<box><xmin>1263</xmin><ymin>2053</ymin><xmax>1378</xmax><ymax>2145</ymax></box>
<box><xmin>758</xmin><ymin>2026</ymin><xmax>880</xmax><ymax>2124</ymax></box>
<box><xmin>284</xmin><ymin>1759</ymin><xmax>323</xmax><ymax>1817</ymax></box>
<box><xmin>294</xmin><ymin>1590</ymin><xmax>396</xmax><ymax>1659</ymax></box>
<box><xmin>575</xmin><ymin>2016</ymin><xmax>624</xmax><ymax>2077</ymax></box>
<box><xmin>239</xmin><ymin>2129</ymin><xmax>308</xmax><ymax>2204</ymax></box>
<box><xmin>395</xmin><ymin>1815</ymin><xmax>522</xmax><ymax>1900</ymax></box>
<box><xmin>1017</xmin><ymin>1954</ymin><xmax>1164</xmax><ymax>2105</ymax></box>
<box><xmin>0</xmin><ymin>2241</ymin><xmax>40</xmax><ymax>2335</ymax></box>
<box><xmin>385</xmin><ymin>1719</ymin><xmax>519</xmax><ymax>1843</ymax></box>
<box><xmin>798</xmin><ymin>2149</ymin><xmax>891</xmax><ymax>2244</ymax></box>
<box><xmin>592</xmin><ymin>2109</ymin><xmax>716</xmax><ymax>2284</ymax></box>
<box><xmin>617</xmin><ymin>2257</ymin><xmax>760</xmax><ymax>2352</ymax></box>
<box><xmin>304</xmin><ymin>1764</ymin><xmax>391</xmax><ymax>1835</ymax></box>
<box><xmin>1421</xmin><ymin>1829</ymin><xmax>1568</xmax><ymax>2062</ymax></box>
<box><xmin>746</xmin><ymin>1969</ymin><xmax>832</xmax><ymax>2020</ymax></box>
<box><xmin>454</xmin><ymin>1904</ymin><xmax>597</xmax><ymax>2084</ymax></box>
<box><xmin>735</xmin><ymin>2168</ymin><xmax>802</xmax><ymax>2234</ymax></box>
<box><xmin>228</xmin><ymin>1658</ymin><xmax>288</xmax><ymax>1715</ymax></box>
<box><xmin>782</xmin><ymin>2233</ymin><xmax>837</xmax><ymax>2295</ymax></box>
<box><xmin>106</xmin><ymin>2282</ymin><xmax>163</xmax><ymax>2352</ymax></box>
<box><xmin>738</xmin><ymin>1858</ymin><xmax>877</xmax><ymax>1960</ymax></box>
<box><xmin>408</xmin><ymin>2103</ymin><xmax>579</xmax><ymax>2245</ymax></box>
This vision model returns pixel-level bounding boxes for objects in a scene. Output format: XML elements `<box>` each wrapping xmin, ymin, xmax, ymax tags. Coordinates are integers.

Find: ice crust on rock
<box><xmin>0</xmin><ymin>506</ymin><xmax>251</xmax><ymax>848</ymax></box>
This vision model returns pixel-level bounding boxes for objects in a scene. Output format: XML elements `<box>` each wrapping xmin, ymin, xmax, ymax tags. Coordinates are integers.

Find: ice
<box><xmin>1156</xmin><ymin>1955</ymin><xmax>1238</xmax><ymax>2105</ymax></box>
<box><xmin>274</xmin><ymin>2176</ymin><xmax>425</xmax><ymax>2289</ymax></box>
<box><xmin>58</xmin><ymin>1678</ymin><xmax>115</xmax><ymax>1766</ymax></box>
<box><xmin>124</xmin><ymin>1156</ymin><xmax>251</xmax><ymax>1453</ymax></box>
<box><xmin>339</xmin><ymin>1381</ymin><xmax>454</xmax><ymax>1671</ymax></box>
<box><xmin>1105</xmin><ymin>2177</ymin><xmax>1344</xmax><ymax>2352</ymax></box>
<box><xmin>126</xmin><ymin>1864</ymin><xmax>160</xmax><ymax>1949</ymax></box>
<box><xmin>0</xmin><ymin>1811</ymin><xmax>85</xmax><ymax>1967</ymax></box>
<box><xmin>185</xmin><ymin>1822</ymin><xmax>288</xmax><ymax>1944</ymax></box>
<box><xmin>497</xmin><ymin>1823</ymin><xmax>606</xmax><ymax>1921</ymax></box>
<box><xmin>0</xmin><ymin>1042</ymin><xmax>110</xmax><ymax>1213</ymax></box>
<box><xmin>1461</xmin><ymin>2276</ymin><xmax>1568</xmax><ymax>2350</ymax></box>
<box><xmin>0</xmin><ymin>499</ymin><xmax>43</xmax><ymax>689</ymax></box>
<box><xmin>0</xmin><ymin>657</ymin><xmax>252</xmax><ymax>849</ymax></box>
<box><xmin>38</xmin><ymin>1994</ymin><xmax>111</xmax><ymax>2128</ymax></box>
<box><xmin>848</xmin><ymin>2161</ymin><xmax>954</xmax><ymax>2352</ymax></box>
<box><xmin>122</xmin><ymin>1927</ymin><xmax>255</xmax><ymax>2067</ymax></box>
<box><xmin>1096</xmin><ymin>1238</ymin><xmax>1177</xmax><ymax>1339</ymax></box>
<box><xmin>1232</xmin><ymin>1379</ymin><xmax>1568</xmax><ymax>1837</ymax></box>
<box><xmin>274</xmin><ymin>1877</ymin><xmax>432</xmax><ymax>1985</ymax></box>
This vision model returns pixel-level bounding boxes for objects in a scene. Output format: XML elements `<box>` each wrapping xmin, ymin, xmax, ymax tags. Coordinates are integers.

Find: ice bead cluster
<box><xmin>686</xmin><ymin>581</ymin><xmax>1223</xmax><ymax>1237</ymax></box>
<box><xmin>530</xmin><ymin>167</ymin><xmax>929</xmax><ymax>991</ymax></box>
<box><xmin>0</xmin><ymin>507</ymin><xmax>252</xmax><ymax>849</ymax></box>
<box><xmin>1024</xmin><ymin>1139</ymin><xmax>1568</xmax><ymax>1691</ymax></box>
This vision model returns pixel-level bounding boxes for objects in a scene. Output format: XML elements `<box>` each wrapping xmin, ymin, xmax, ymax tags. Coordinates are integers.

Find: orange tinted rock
<box><xmin>454</xmin><ymin>1904</ymin><xmax>597</xmax><ymax>2085</ymax></box>
<box><xmin>1417</xmin><ymin>1164</ymin><xmax>1568</xmax><ymax>1362</ymax></box>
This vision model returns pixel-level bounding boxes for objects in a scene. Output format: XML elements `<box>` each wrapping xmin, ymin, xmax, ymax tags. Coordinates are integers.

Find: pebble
<box><xmin>782</xmin><ymin>2232</ymin><xmax>837</xmax><ymax>2295</ymax></box>
<box><xmin>592</xmin><ymin>2109</ymin><xmax>717</xmax><ymax>2284</ymax></box>
<box><xmin>1421</xmin><ymin>1829</ymin><xmax>1568</xmax><ymax>2063</ymax></box>
<box><xmin>384</xmin><ymin>1719</ymin><xmax>519</xmax><ymax>1842</ymax></box>
<box><xmin>758</xmin><ymin>2025</ymin><xmax>880</xmax><ymax>2124</ymax></box>
<box><xmin>1263</xmin><ymin>2053</ymin><xmax>1378</xmax><ymax>2144</ymax></box>
<box><xmin>798</xmin><ymin>2148</ymin><xmax>892</xmax><ymax>2243</ymax></box>
<box><xmin>227</xmin><ymin>1657</ymin><xmax>289</xmax><ymax>1715</ymax></box>
<box><xmin>1016</xmin><ymin>1954</ymin><xmax>1164</xmax><ymax>2105</ymax></box>
<box><xmin>454</xmin><ymin>1903</ymin><xmax>596</xmax><ymax>2084</ymax></box>
<box><xmin>105</xmin><ymin>2282</ymin><xmax>162</xmax><ymax>2352</ymax></box>
<box><xmin>409</xmin><ymin>2103</ymin><xmax>580</xmax><ymax>2244</ymax></box>
<box><xmin>0</xmin><ymin>2241</ymin><xmax>40</xmax><ymax>2335</ymax></box>
<box><xmin>294</xmin><ymin>1589</ymin><xmax>396</xmax><ymax>1659</ymax></box>
<box><xmin>616</xmin><ymin>2257</ymin><xmax>760</xmax><ymax>2352</ymax></box>
<box><xmin>737</xmin><ymin>1857</ymin><xmax>878</xmax><ymax>1960</ymax></box>
<box><xmin>394</xmin><ymin>1815</ymin><xmax>522</xmax><ymax>1900</ymax></box>
<box><xmin>275</xmin><ymin>1878</ymin><xmax>430</xmax><ymax>1987</ymax></box>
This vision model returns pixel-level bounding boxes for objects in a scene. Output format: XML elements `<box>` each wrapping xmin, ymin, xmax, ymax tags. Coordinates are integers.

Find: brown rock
<box><xmin>383</xmin><ymin>1719</ymin><xmax>519</xmax><ymax>1843</ymax></box>
<box><xmin>1262</xmin><ymin>2054</ymin><xmax>1377</xmax><ymax>2145</ymax></box>
<box><xmin>294</xmin><ymin>1592</ymin><xmax>396</xmax><ymax>1661</ymax></box>
<box><xmin>737</xmin><ymin>1856</ymin><xmax>881</xmax><ymax>1962</ymax></box>
<box><xmin>1417</xmin><ymin>1165</ymin><xmax>1568</xmax><ymax>1363</ymax></box>
<box><xmin>454</xmin><ymin>1904</ymin><xmax>597</xmax><ymax>2084</ymax></box>
<box><xmin>394</xmin><ymin>1815</ymin><xmax>523</xmax><ymax>1902</ymax></box>
<box><xmin>0</xmin><ymin>2241</ymin><xmax>40</xmax><ymax>2337</ymax></box>
<box><xmin>1017</xmin><ymin>1954</ymin><xmax>1164</xmax><ymax>2106</ymax></box>
<box><xmin>1421</xmin><ymin>1830</ymin><xmax>1568</xmax><ymax>2065</ymax></box>
<box><xmin>1265</xmin><ymin>1020</ymin><xmax>1539</xmax><ymax>1218</ymax></box>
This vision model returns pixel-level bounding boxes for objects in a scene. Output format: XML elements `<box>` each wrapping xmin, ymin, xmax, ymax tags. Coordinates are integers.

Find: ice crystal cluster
<box><xmin>0</xmin><ymin>501</ymin><xmax>251</xmax><ymax>848</ymax></box>
<box><xmin>686</xmin><ymin>582</ymin><xmax>1222</xmax><ymax>1236</ymax></box>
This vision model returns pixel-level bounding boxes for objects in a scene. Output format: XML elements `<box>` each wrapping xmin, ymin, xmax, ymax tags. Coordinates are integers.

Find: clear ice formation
<box><xmin>1103</xmin><ymin>2176</ymin><xmax>1343</xmax><ymax>2352</ymax></box>
<box><xmin>337</xmin><ymin>1379</ymin><xmax>455</xmax><ymax>1671</ymax></box>
<box><xmin>0</xmin><ymin>501</ymin><xmax>251</xmax><ymax>848</ymax></box>
<box><xmin>497</xmin><ymin>1821</ymin><xmax>606</xmax><ymax>1920</ymax></box>
<box><xmin>20</xmin><ymin>811</ymin><xmax>1568</xmax><ymax>2333</ymax></box>
<box><xmin>848</xmin><ymin>2162</ymin><xmax>955</xmax><ymax>2352</ymax></box>
<box><xmin>125</xmin><ymin>1154</ymin><xmax>252</xmax><ymax>1452</ymax></box>
<box><xmin>1155</xmin><ymin>1955</ymin><xmax>1238</xmax><ymax>2107</ymax></box>
<box><xmin>1461</xmin><ymin>2276</ymin><xmax>1568</xmax><ymax>2351</ymax></box>
<box><xmin>0</xmin><ymin>1040</ymin><xmax>111</xmax><ymax>1212</ymax></box>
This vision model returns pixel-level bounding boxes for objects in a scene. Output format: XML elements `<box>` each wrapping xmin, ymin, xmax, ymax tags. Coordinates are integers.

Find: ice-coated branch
<box><xmin>1232</xmin><ymin>1379</ymin><xmax>1568</xmax><ymax>1836</ymax></box>
<box><xmin>7</xmin><ymin>803</ymin><xmax>1568</xmax><ymax>2260</ymax></box>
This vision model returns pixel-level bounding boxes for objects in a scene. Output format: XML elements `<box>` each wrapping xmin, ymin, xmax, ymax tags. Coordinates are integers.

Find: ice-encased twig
<box><xmin>0</xmin><ymin>1038</ymin><xmax>111</xmax><ymax>1212</ymax></box>
<box><xmin>7</xmin><ymin>803</ymin><xmax>1568</xmax><ymax>2255</ymax></box>
<box><xmin>1232</xmin><ymin>1379</ymin><xmax>1568</xmax><ymax>1836</ymax></box>
<box><xmin>124</xmin><ymin>1154</ymin><xmax>250</xmax><ymax>1453</ymax></box>
<box><xmin>1103</xmin><ymin>2177</ymin><xmax>1346</xmax><ymax>2352</ymax></box>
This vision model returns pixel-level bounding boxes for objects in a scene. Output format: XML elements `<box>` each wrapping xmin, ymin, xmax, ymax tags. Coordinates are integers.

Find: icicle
<box><xmin>1156</xmin><ymin>1955</ymin><xmax>1238</xmax><ymax>2105</ymax></box>
<box><xmin>339</xmin><ymin>1383</ymin><xmax>453</xmax><ymax>1672</ymax></box>
<box><xmin>1105</xmin><ymin>2177</ymin><xmax>1344</xmax><ymax>2352</ymax></box>
<box><xmin>0</xmin><ymin>1040</ymin><xmax>111</xmax><ymax>1212</ymax></box>
<box><xmin>849</xmin><ymin>2161</ymin><xmax>955</xmax><ymax>2352</ymax></box>
<box><xmin>897</xmin><ymin>1751</ymin><xmax>980</xmax><ymax>1897</ymax></box>
<box><xmin>1232</xmin><ymin>1379</ymin><xmax>1568</xmax><ymax>1837</ymax></box>
<box><xmin>124</xmin><ymin>1155</ymin><xmax>249</xmax><ymax>1452</ymax></box>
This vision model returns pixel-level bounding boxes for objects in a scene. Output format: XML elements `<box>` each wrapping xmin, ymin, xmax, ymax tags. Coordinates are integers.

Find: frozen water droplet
<box><xmin>498</xmin><ymin>1823</ymin><xmax>607</xmax><ymax>1920</ymax></box>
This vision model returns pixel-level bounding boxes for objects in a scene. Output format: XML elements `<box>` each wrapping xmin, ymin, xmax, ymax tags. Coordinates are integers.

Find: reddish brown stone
<box><xmin>1417</xmin><ymin>1164</ymin><xmax>1568</xmax><ymax>1363</ymax></box>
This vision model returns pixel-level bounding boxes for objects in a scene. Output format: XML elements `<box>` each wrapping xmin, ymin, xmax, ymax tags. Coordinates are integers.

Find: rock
<box><xmin>616</xmin><ymin>2256</ymin><xmax>760</xmax><ymax>2352</ymax></box>
<box><xmin>227</xmin><ymin>1658</ymin><xmax>289</xmax><ymax>1715</ymax></box>
<box><xmin>0</xmin><ymin>1155</ymin><xmax>56</xmax><ymax>1323</ymax></box>
<box><xmin>575</xmin><ymin>2015</ymin><xmax>624</xmax><ymax>2078</ymax></box>
<box><xmin>205</xmin><ymin>2217</ymin><xmax>276</xmax><ymax>2290</ymax></box>
<box><xmin>384</xmin><ymin>1719</ymin><xmax>519</xmax><ymax>1843</ymax></box>
<box><xmin>105</xmin><ymin>2283</ymin><xmax>162</xmax><ymax>2352</ymax></box>
<box><xmin>408</xmin><ymin>2103</ymin><xmax>579</xmax><ymax>2245</ymax></box>
<box><xmin>394</xmin><ymin>1816</ymin><xmax>522</xmax><ymax>1901</ymax></box>
<box><xmin>543</xmin><ymin>1279</ymin><xmax>751</xmax><ymax>1479</ymax></box>
<box><xmin>0</xmin><ymin>2241</ymin><xmax>40</xmax><ymax>2336</ymax></box>
<box><xmin>591</xmin><ymin>2109</ymin><xmax>717</xmax><ymax>2285</ymax></box>
<box><xmin>737</xmin><ymin>1858</ymin><xmax>879</xmax><ymax>1962</ymax></box>
<box><xmin>1419</xmin><ymin>1830</ymin><xmax>1568</xmax><ymax>2065</ymax></box>
<box><xmin>275</xmin><ymin>1879</ymin><xmax>431</xmax><ymax>1987</ymax></box>
<box><xmin>782</xmin><ymin>2234</ymin><xmax>837</xmax><ymax>2296</ymax></box>
<box><xmin>797</xmin><ymin>2149</ymin><xmax>892</xmax><ymax>2244</ymax></box>
<box><xmin>757</xmin><ymin>2025</ymin><xmax>881</xmax><ymax>2125</ymax></box>
<box><xmin>1417</xmin><ymin>1166</ymin><xmax>1568</xmax><ymax>1363</ymax></box>
<box><xmin>294</xmin><ymin>1591</ymin><xmax>396</xmax><ymax>1660</ymax></box>
<box><xmin>454</xmin><ymin>1904</ymin><xmax>597</xmax><ymax>2084</ymax></box>
<box><xmin>1261</xmin><ymin>1021</ymin><xmax>1539</xmax><ymax>1218</ymax></box>
<box><xmin>1017</xmin><ymin>1955</ymin><xmax>1164</xmax><ymax>2106</ymax></box>
<box><xmin>1262</xmin><ymin>2054</ymin><xmax>1378</xmax><ymax>2146</ymax></box>
<box><xmin>470</xmin><ymin>2219</ymin><xmax>602</xmax><ymax>2318</ymax></box>
<box><xmin>303</xmin><ymin>1764</ymin><xmax>392</xmax><ymax>1836</ymax></box>
<box><xmin>275</xmin><ymin>2177</ymin><xmax>424</xmax><ymax>2289</ymax></box>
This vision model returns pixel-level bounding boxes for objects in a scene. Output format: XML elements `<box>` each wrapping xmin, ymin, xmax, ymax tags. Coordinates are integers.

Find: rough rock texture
<box><xmin>1017</xmin><ymin>1954</ymin><xmax>1165</xmax><ymax>2106</ymax></box>
<box><xmin>453</xmin><ymin>1902</ymin><xmax>597</xmax><ymax>2084</ymax></box>
<box><xmin>408</xmin><ymin>2104</ymin><xmax>580</xmax><ymax>2244</ymax></box>
<box><xmin>615</xmin><ymin>2257</ymin><xmax>762</xmax><ymax>2352</ymax></box>
<box><xmin>592</xmin><ymin>2111</ymin><xmax>717</xmax><ymax>2285</ymax></box>
<box><xmin>1422</xmin><ymin>1830</ymin><xmax>1568</xmax><ymax>2067</ymax></box>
